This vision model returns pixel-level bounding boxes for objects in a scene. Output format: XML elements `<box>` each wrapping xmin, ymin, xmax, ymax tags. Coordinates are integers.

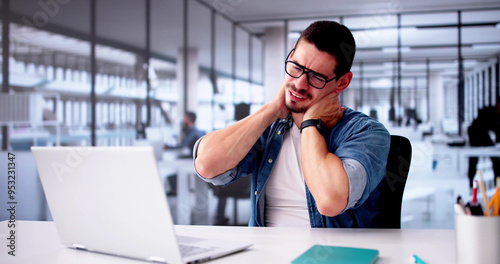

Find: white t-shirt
<box><xmin>264</xmin><ymin>124</ymin><xmax>310</xmax><ymax>227</ymax></box>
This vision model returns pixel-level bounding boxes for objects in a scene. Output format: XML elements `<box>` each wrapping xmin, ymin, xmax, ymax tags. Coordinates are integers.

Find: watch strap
<box><xmin>300</xmin><ymin>119</ymin><xmax>325</xmax><ymax>134</ymax></box>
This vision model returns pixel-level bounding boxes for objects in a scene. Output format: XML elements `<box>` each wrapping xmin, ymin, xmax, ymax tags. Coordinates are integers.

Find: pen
<box><xmin>488</xmin><ymin>192</ymin><xmax>499</xmax><ymax>216</ymax></box>
<box><xmin>477</xmin><ymin>170</ymin><xmax>490</xmax><ymax>216</ymax></box>
<box><xmin>468</xmin><ymin>179</ymin><xmax>483</xmax><ymax>215</ymax></box>
<box><xmin>457</xmin><ymin>195</ymin><xmax>466</xmax><ymax>207</ymax></box>
<box><xmin>472</xmin><ymin>180</ymin><xmax>478</xmax><ymax>205</ymax></box>
<box><xmin>413</xmin><ymin>254</ymin><xmax>427</xmax><ymax>264</ymax></box>
<box><xmin>496</xmin><ymin>177</ymin><xmax>500</xmax><ymax>216</ymax></box>
<box><xmin>456</xmin><ymin>195</ymin><xmax>470</xmax><ymax>215</ymax></box>
<box><xmin>467</xmin><ymin>201</ymin><xmax>484</xmax><ymax>216</ymax></box>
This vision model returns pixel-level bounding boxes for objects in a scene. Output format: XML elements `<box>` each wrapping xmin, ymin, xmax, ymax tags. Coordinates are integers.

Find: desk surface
<box><xmin>1</xmin><ymin>221</ymin><xmax>456</xmax><ymax>264</ymax></box>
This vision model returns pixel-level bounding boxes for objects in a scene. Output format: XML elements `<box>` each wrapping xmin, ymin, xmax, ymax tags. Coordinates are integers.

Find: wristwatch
<box><xmin>300</xmin><ymin>119</ymin><xmax>326</xmax><ymax>135</ymax></box>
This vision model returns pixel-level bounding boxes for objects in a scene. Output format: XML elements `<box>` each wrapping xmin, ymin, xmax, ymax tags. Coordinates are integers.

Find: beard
<box><xmin>285</xmin><ymin>83</ymin><xmax>312</xmax><ymax>113</ymax></box>
<box><xmin>286</xmin><ymin>100</ymin><xmax>307</xmax><ymax>113</ymax></box>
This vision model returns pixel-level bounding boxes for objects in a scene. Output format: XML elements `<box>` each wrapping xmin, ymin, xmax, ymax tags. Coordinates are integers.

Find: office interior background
<box><xmin>1</xmin><ymin>0</ymin><xmax>500</xmax><ymax>229</ymax></box>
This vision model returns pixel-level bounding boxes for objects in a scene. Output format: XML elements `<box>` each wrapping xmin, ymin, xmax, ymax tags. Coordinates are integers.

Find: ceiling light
<box><xmin>472</xmin><ymin>44</ymin><xmax>500</xmax><ymax>49</ymax></box>
<box><xmin>382</xmin><ymin>62</ymin><xmax>407</xmax><ymax>68</ymax></box>
<box><xmin>382</xmin><ymin>47</ymin><xmax>411</xmax><ymax>53</ymax></box>
<box><xmin>288</xmin><ymin>32</ymin><xmax>301</xmax><ymax>39</ymax></box>
<box><xmin>383</xmin><ymin>62</ymin><xmax>394</xmax><ymax>68</ymax></box>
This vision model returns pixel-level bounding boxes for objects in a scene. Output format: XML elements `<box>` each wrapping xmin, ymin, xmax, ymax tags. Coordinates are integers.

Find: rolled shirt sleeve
<box><xmin>192</xmin><ymin>136</ymin><xmax>239</xmax><ymax>186</ymax></box>
<box><xmin>341</xmin><ymin>158</ymin><xmax>367</xmax><ymax>212</ymax></box>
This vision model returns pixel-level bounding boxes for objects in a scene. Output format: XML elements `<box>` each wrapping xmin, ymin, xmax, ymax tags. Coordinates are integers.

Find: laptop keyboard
<box><xmin>179</xmin><ymin>244</ymin><xmax>214</xmax><ymax>257</ymax></box>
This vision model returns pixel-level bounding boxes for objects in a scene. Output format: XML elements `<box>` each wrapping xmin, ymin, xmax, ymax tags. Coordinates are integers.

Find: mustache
<box><xmin>285</xmin><ymin>83</ymin><xmax>312</xmax><ymax>99</ymax></box>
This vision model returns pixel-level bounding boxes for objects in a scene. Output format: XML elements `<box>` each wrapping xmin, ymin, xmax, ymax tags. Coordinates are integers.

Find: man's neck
<box><xmin>292</xmin><ymin>112</ymin><xmax>305</xmax><ymax>129</ymax></box>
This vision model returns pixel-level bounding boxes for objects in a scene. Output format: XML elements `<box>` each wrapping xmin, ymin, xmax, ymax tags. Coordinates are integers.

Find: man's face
<box><xmin>284</xmin><ymin>41</ymin><xmax>339</xmax><ymax>113</ymax></box>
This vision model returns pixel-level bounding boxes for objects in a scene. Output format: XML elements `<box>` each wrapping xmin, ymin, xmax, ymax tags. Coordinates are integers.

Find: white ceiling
<box><xmin>3</xmin><ymin>0</ymin><xmax>500</xmax><ymax>87</ymax></box>
<box><xmin>200</xmin><ymin>0</ymin><xmax>500</xmax><ymax>22</ymax></box>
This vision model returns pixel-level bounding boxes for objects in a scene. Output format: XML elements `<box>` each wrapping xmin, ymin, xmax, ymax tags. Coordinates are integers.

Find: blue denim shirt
<box><xmin>195</xmin><ymin>107</ymin><xmax>390</xmax><ymax>228</ymax></box>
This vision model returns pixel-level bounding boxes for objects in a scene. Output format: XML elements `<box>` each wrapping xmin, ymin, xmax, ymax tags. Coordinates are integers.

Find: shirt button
<box><xmin>277</xmin><ymin>130</ymin><xmax>281</xmax><ymax>135</ymax></box>
<box><xmin>254</xmin><ymin>191</ymin><xmax>258</xmax><ymax>196</ymax></box>
<box><xmin>268</xmin><ymin>159</ymin><xmax>273</xmax><ymax>163</ymax></box>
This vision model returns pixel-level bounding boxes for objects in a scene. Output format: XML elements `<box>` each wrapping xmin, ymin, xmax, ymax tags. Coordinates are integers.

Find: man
<box><xmin>165</xmin><ymin>112</ymin><xmax>205</xmax><ymax>195</ymax></box>
<box><xmin>165</xmin><ymin>112</ymin><xmax>205</xmax><ymax>158</ymax></box>
<box><xmin>194</xmin><ymin>21</ymin><xmax>390</xmax><ymax>228</ymax></box>
<box><xmin>467</xmin><ymin>104</ymin><xmax>500</xmax><ymax>188</ymax></box>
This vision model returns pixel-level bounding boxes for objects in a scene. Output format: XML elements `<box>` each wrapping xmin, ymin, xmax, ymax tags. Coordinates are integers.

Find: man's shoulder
<box><xmin>327</xmin><ymin>108</ymin><xmax>390</xmax><ymax>148</ymax></box>
<box><xmin>340</xmin><ymin>108</ymin><xmax>387</xmax><ymax>131</ymax></box>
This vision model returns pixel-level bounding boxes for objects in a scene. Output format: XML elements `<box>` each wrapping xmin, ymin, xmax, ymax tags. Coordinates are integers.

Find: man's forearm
<box><xmin>300</xmin><ymin>127</ymin><xmax>349</xmax><ymax>217</ymax></box>
<box><xmin>195</xmin><ymin>104</ymin><xmax>280</xmax><ymax>179</ymax></box>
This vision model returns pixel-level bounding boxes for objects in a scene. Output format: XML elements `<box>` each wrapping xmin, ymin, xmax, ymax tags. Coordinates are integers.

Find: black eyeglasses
<box><xmin>284</xmin><ymin>49</ymin><xmax>339</xmax><ymax>89</ymax></box>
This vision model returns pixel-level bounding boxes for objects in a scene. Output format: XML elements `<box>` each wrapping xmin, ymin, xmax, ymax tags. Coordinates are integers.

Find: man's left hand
<box><xmin>303</xmin><ymin>91</ymin><xmax>345</xmax><ymax>129</ymax></box>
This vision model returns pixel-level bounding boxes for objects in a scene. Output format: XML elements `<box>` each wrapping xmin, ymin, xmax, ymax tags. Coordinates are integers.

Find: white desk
<box><xmin>454</xmin><ymin>146</ymin><xmax>500</xmax><ymax>175</ymax></box>
<box><xmin>0</xmin><ymin>221</ymin><xmax>456</xmax><ymax>264</ymax></box>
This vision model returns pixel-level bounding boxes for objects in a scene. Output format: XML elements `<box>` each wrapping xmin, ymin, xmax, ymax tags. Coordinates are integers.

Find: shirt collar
<box><xmin>278</xmin><ymin>114</ymin><xmax>294</xmax><ymax>129</ymax></box>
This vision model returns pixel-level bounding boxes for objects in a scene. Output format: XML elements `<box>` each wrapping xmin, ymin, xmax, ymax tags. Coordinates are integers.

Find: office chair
<box><xmin>210</xmin><ymin>102</ymin><xmax>252</xmax><ymax>226</ymax></box>
<box><xmin>211</xmin><ymin>176</ymin><xmax>251</xmax><ymax>225</ymax></box>
<box><xmin>376</xmin><ymin>135</ymin><xmax>412</xmax><ymax>228</ymax></box>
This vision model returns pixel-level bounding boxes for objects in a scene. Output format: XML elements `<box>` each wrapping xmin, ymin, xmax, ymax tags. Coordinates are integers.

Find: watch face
<box><xmin>316</xmin><ymin>119</ymin><xmax>326</xmax><ymax>134</ymax></box>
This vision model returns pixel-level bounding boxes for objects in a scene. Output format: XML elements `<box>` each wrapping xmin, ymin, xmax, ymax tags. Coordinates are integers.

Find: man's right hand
<box><xmin>269</xmin><ymin>81</ymin><xmax>290</xmax><ymax>120</ymax></box>
<box><xmin>195</xmin><ymin>81</ymin><xmax>290</xmax><ymax>179</ymax></box>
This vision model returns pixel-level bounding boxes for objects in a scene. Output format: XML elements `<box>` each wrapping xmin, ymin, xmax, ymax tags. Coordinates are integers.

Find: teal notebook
<box><xmin>292</xmin><ymin>245</ymin><xmax>379</xmax><ymax>264</ymax></box>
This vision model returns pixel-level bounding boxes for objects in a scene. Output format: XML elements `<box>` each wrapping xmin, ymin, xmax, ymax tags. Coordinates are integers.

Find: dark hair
<box><xmin>186</xmin><ymin>112</ymin><xmax>196</xmax><ymax>123</ymax></box>
<box><xmin>296</xmin><ymin>20</ymin><xmax>356</xmax><ymax>77</ymax></box>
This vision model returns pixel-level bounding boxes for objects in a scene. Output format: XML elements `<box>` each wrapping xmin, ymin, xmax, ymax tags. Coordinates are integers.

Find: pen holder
<box><xmin>455</xmin><ymin>214</ymin><xmax>500</xmax><ymax>264</ymax></box>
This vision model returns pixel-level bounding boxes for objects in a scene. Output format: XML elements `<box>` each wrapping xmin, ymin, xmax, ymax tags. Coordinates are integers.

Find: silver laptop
<box><xmin>31</xmin><ymin>146</ymin><xmax>252</xmax><ymax>264</ymax></box>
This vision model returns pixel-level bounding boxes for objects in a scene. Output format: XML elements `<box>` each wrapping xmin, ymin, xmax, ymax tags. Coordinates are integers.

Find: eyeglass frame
<box><xmin>284</xmin><ymin>48</ymin><xmax>341</xmax><ymax>89</ymax></box>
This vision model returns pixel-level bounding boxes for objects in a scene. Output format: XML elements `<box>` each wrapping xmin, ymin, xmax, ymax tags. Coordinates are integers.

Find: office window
<box><xmin>215</xmin><ymin>15</ymin><xmax>233</xmax><ymax>77</ymax></box>
<box><xmin>251</xmin><ymin>36</ymin><xmax>263</xmax><ymax>85</ymax></box>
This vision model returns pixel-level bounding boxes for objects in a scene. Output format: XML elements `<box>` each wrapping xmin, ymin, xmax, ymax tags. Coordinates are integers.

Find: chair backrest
<box><xmin>211</xmin><ymin>175</ymin><xmax>251</xmax><ymax>198</ymax></box>
<box><xmin>377</xmin><ymin>135</ymin><xmax>412</xmax><ymax>228</ymax></box>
